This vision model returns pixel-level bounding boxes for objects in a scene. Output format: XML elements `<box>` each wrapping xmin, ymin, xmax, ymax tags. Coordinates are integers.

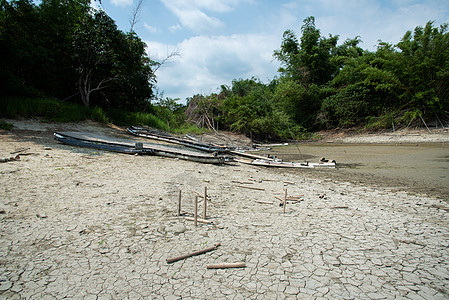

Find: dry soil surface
<box><xmin>1</xmin><ymin>120</ymin><xmax>448</xmax><ymax>299</ymax></box>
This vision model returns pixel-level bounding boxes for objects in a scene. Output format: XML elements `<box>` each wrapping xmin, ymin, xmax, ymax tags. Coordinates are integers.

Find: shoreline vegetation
<box><xmin>1</xmin><ymin>97</ymin><xmax>448</xmax><ymax>143</ymax></box>
<box><xmin>2</xmin><ymin>1</ymin><xmax>448</xmax><ymax>141</ymax></box>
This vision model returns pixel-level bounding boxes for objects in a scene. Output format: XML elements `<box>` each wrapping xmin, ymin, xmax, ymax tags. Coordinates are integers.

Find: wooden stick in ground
<box><xmin>207</xmin><ymin>262</ymin><xmax>246</xmax><ymax>269</ymax></box>
<box><xmin>178</xmin><ymin>190</ymin><xmax>182</xmax><ymax>216</ymax></box>
<box><xmin>194</xmin><ymin>196</ymin><xmax>198</xmax><ymax>226</ymax></box>
<box><xmin>283</xmin><ymin>189</ymin><xmax>287</xmax><ymax>214</ymax></box>
<box><xmin>166</xmin><ymin>242</ymin><xmax>221</xmax><ymax>263</ymax></box>
<box><xmin>203</xmin><ymin>186</ymin><xmax>207</xmax><ymax>219</ymax></box>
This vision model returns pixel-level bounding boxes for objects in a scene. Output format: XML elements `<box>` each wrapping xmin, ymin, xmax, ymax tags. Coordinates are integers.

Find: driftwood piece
<box><xmin>185</xmin><ymin>217</ymin><xmax>213</xmax><ymax>224</ymax></box>
<box><xmin>10</xmin><ymin>148</ymin><xmax>30</xmax><ymax>154</ymax></box>
<box><xmin>255</xmin><ymin>200</ymin><xmax>274</xmax><ymax>205</ymax></box>
<box><xmin>274</xmin><ymin>196</ymin><xmax>303</xmax><ymax>203</ymax></box>
<box><xmin>232</xmin><ymin>180</ymin><xmax>254</xmax><ymax>184</ymax></box>
<box><xmin>0</xmin><ymin>155</ymin><xmax>20</xmax><ymax>163</ymax></box>
<box><xmin>166</xmin><ymin>242</ymin><xmax>221</xmax><ymax>263</ymax></box>
<box><xmin>207</xmin><ymin>262</ymin><xmax>246</xmax><ymax>269</ymax></box>
<box><xmin>283</xmin><ymin>180</ymin><xmax>295</xmax><ymax>185</ymax></box>
<box><xmin>236</xmin><ymin>185</ymin><xmax>265</xmax><ymax>191</ymax></box>
<box><xmin>331</xmin><ymin>206</ymin><xmax>349</xmax><ymax>209</ymax></box>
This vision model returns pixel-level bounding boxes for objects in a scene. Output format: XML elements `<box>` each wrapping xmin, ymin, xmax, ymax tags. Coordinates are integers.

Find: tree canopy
<box><xmin>0</xmin><ymin>0</ymin><xmax>155</xmax><ymax>111</ymax></box>
<box><xmin>184</xmin><ymin>17</ymin><xmax>449</xmax><ymax>140</ymax></box>
<box><xmin>1</xmin><ymin>7</ymin><xmax>448</xmax><ymax>139</ymax></box>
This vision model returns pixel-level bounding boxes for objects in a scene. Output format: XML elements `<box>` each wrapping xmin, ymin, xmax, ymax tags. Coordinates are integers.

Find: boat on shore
<box><xmin>235</xmin><ymin>158</ymin><xmax>336</xmax><ymax>168</ymax></box>
<box><xmin>127</xmin><ymin>126</ymin><xmax>231</xmax><ymax>153</ymax></box>
<box><xmin>54</xmin><ymin>132</ymin><xmax>233</xmax><ymax>164</ymax></box>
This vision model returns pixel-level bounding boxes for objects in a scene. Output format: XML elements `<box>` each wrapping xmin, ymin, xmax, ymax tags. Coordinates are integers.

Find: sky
<box><xmin>95</xmin><ymin>0</ymin><xmax>449</xmax><ymax>103</ymax></box>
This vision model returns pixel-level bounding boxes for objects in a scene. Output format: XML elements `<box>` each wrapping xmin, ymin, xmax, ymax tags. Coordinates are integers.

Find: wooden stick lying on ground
<box><xmin>207</xmin><ymin>262</ymin><xmax>246</xmax><ymax>269</ymax></box>
<box><xmin>185</xmin><ymin>217</ymin><xmax>213</xmax><ymax>224</ymax></box>
<box><xmin>236</xmin><ymin>185</ymin><xmax>265</xmax><ymax>191</ymax></box>
<box><xmin>10</xmin><ymin>148</ymin><xmax>30</xmax><ymax>154</ymax></box>
<box><xmin>274</xmin><ymin>196</ymin><xmax>303</xmax><ymax>203</ymax></box>
<box><xmin>255</xmin><ymin>200</ymin><xmax>274</xmax><ymax>205</ymax></box>
<box><xmin>166</xmin><ymin>242</ymin><xmax>221</xmax><ymax>263</ymax></box>
<box><xmin>0</xmin><ymin>155</ymin><xmax>20</xmax><ymax>163</ymax></box>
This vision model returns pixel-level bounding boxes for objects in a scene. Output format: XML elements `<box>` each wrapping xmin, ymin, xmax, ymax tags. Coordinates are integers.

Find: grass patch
<box><xmin>171</xmin><ymin>123</ymin><xmax>207</xmax><ymax>135</ymax></box>
<box><xmin>1</xmin><ymin>97</ymin><xmax>206</xmax><ymax>134</ymax></box>
<box><xmin>0</xmin><ymin>120</ymin><xmax>13</xmax><ymax>130</ymax></box>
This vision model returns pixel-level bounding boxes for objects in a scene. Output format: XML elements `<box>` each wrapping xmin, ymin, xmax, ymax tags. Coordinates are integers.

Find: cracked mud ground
<box><xmin>1</xmin><ymin>127</ymin><xmax>448</xmax><ymax>299</ymax></box>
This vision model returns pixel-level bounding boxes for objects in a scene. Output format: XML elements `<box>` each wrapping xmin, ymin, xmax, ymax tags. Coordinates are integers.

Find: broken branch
<box><xmin>166</xmin><ymin>242</ymin><xmax>221</xmax><ymax>263</ymax></box>
<box><xmin>206</xmin><ymin>262</ymin><xmax>246</xmax><ymax>269</ymax></box>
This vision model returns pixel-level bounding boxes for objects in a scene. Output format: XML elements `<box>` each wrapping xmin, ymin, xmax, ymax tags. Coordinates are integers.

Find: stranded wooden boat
<box><xmin>127</xmin><ymin>126</ymin><xmax>336</xmax><ymax>168</ymax></box>
<box><xmin>127</xmin><ymin>126</ymin><xmax>231</xmax><ymax>153</ymax></box>
<box><xmin>235</xmin><ymin>158</ymin><xmax>336</xmax><ymax>168</ymax></box>
<box><xmin>54</xmin><ymin>132</ymin><xmax>233</xmax><ymax>164</ymax></box>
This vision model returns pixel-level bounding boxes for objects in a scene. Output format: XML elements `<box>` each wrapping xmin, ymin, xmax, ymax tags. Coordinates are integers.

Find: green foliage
<box><xmin>90</xmin><ymin>107</ymin><xmax>109</xmax><ymax>124</ymax></box>
<box><xmin>1</xmin><ymin>0</ymin><xmax>154</xmax><ymax>112</ymax></box>
<box><xmin>104</xmin><ymin>108</ymin><xmax>168</xmax><ymax>131</ymax></box>
<box><xmin>0</xmin><ymin>97</ymin><xmax>170</xmax><ymax>131</ymax></box>
<box><xmin>0</xmin><ymin>97</ymin><xmax>90</xmax><ymax>122</ymax></box>
<box><xmin>171</xmin><ymin>123</ymin><xmax>205</xmax><ymax>135</ymax></box>
<box><xmin>365</xmin><ymin>112</ymin><xmax>396</xmax><ymax>130</ymax></box>
<box><xmin>0</xmin><ymin>120</ymin><xmax>13</xmax><ymax>130</ymax></box>
<box><xmin>273</xmin><ymin>80</ymin><xmax>323</xmax><ymax>128</ymax></box>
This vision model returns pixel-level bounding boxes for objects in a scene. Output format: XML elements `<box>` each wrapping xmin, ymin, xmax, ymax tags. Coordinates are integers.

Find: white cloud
<box><xmin>142</xmin><ymin>0</ymin><xmax>449</xmax><ymax>102</ymax></box>
<box><xmin>169</xmin><ymin>24</ymin><xmax>183</xmax><ymax>32</ymax></box>
<box><xmin>276</xmin><ymin>0</ymin><xmax>449</xmax><ymax>50</ymax></box>
<box><xmin>145</xmin><ymin>32</ymin><xmax>281</xmax><ymax>102</ymax></box>
<box><xmin>161</xmin><ymin>0</ymin><xmax>224</xmax><ymax>33</ymax></box>
<box><xmin>160</xmin><ymin>0</ymin><xmax>254</xmax><ymax>33</ymax></box>
<box><xmin>144</xmin><ymin>23</ymin><xmax>161</xmax><ymax>34</ymax></box>
<box><xmin>111</xmin><ymin>0</ymin><xmax>133</xmax><ymax>7</ymax></box>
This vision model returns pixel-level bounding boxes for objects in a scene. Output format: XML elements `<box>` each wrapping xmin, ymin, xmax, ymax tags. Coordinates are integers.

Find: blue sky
<box><xmin>94</xmin><ymin>0</ymin><xmax>449</xmax><ymax>103</ymax></box>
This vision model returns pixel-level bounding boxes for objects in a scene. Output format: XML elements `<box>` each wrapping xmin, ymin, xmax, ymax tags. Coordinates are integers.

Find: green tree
<box><xmin>0</xmin><ymin>0</ymin><xmax>42</xmax><ymax>96</ymax></box>
<box><xmin>395</xmin><ymin>21</ymin><xmax>449</xmax><ymax>114</ymax></box>
<box><xmin>273</xmin><ymin>16</ymin><xmax>340</xmax><ymax>85</ymax></box>
<box><xmin>73</xmin><ymin>10</ymin><xmax>154</xmax><ymax>109</ymax></box>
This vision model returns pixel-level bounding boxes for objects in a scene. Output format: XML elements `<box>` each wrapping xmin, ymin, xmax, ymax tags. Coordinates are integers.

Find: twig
<box><xmin>207</xmin><ymin>262</ymin><xmax>246</xmax><ymax>269</ymax></box>
<box><xmin>185</xmin><ymin>217</ymin><xmax>213</xmax><ymax>224</ymax></box>
<box><xmin>419</xmin><ymin>114</ymin><xmax>431</xmax><ymax>133</ymax></box>
<box><xmin>166</xmin><ymin>243</ymin><xmax>221</xmax><ymax>263</ymax></box>
<box><xmin>255</xmin><ymin>200</ymin><xmax>274</xmax><ymax>204</ymax></box>
<box><xmin>10</xmin><ymin>148</ymin><xmax>30</xmax><ymax>154</ymax></box>
<box><xmin>236</xmin><ymin>185</ymin><xmax>265</xmax><ymax>191</ymax></box>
